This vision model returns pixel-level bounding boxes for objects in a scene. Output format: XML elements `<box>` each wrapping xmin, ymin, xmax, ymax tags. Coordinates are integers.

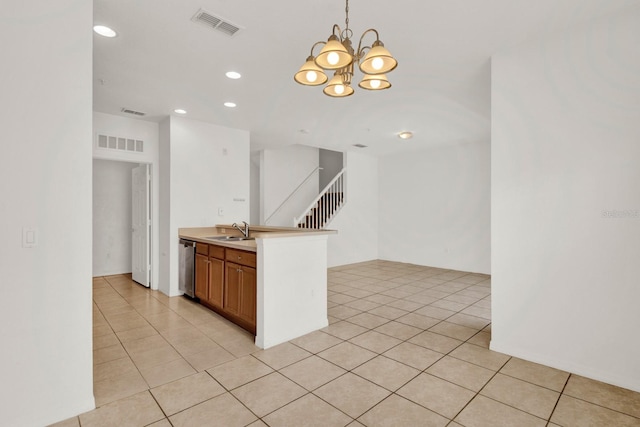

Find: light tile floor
<box><xmin>52</xmin><ymin>260</ymin><xmax>640</xmax><ymax>426</ymax></box>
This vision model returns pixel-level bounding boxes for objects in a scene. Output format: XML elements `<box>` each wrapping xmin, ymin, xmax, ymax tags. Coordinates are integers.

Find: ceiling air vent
<box><xmin>353</xmin><ymin>144</ymin><xmax>368</xmax><ymax>148</ymax></box>
<box><xmin>192</xmin><ymin>9</ymin><xmax>242</xmax><ymax>37</ymax></box>
<box><xmin>121</xmin><ymin>108</ymin><xmax>146</xmax><ymax>117</ymax></box>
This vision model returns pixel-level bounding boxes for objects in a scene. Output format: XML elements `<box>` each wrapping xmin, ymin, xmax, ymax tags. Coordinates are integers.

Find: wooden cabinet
<box><xmin>194</xmin><ymin>243</ymin><xmax>209</xmax><ymax>301</ymax></box>
<box><xmin>238</xmin><ymin>265</ymin><xmax>256</xmax><ymax>327</ymax></box>
<box><xmin>194</xmin><ymin>243</ymin><xmax>224</xmax><ymax>309</ymax></box>
<box><xmin>224</xmin><ymin>262</ymin><xmax>241</xmax><ymax>316</ymax></box>
<box><xmin>208</xmin><ymin>258</ymin><xmax>224</xmax><ymax>309</ymax></box>
<box><xmin>207</xmin><ymin>245</ymin><xmax>225</xmax><ymax>309</ymax></box>
<box><xmin>224</xmin><ymin>262</ymin><xmax>257</xmax><ymax>332</ymax></box>
<box><xmin>194</xmin><ymin>242</ymin><xmax>256</xmax><ymax>334</ymax></box>
<box><xmin>194</xmin><ymin>253</ymin><xmax>209</xmax><ymax>301</ymax></box>
<box><xmin>224</xmin><ymin>248</ymin><xmax>257</xmax><ymax>334</ymax></box>
<box><xmin>226</xmin><ymin>248</ymin><xmax>257</xmax><ymax>268</ymax></box>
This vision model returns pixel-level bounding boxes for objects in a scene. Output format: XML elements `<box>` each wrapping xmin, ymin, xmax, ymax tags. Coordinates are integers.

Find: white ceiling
<box><xmin>93</xmin><ymin>0</ymin><xmax>638</xmax><ymax>156</ymax></box>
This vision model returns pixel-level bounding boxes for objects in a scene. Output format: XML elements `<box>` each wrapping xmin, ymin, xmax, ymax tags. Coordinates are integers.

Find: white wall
<box><xmin>260</xmin><ymin>145</ymin><xmax>319</xmax><ymax>226</ymax></box>
<box><xmin>491</xmin><ymin>6</ymin><xmax>640</xmax><ymax>392</ymax></box>
<box><xmin>93</xmin><ymin>159</ymin><xmax>138</xmax><ymax>276</ymax></box>
<box><xmin>0</xmin><ymin>1</ymin><xmax>94</xmax><ymax>425</ymax></box>
<box><xmin>160</xmin><ymin>116</ymin><xmax>250</xmax><ymax>296</ymax></box>
<box><xmin>93</xmin><ymin>112</ymin><xmax>160</xmax><ymax>288</ymax></box>
<box><xmin>257</xmin><ymin>235</ymin><xmax>329</xmax><ymax>348</ymax></box>
<box><xmin>319</xmin><ymin>148</ymin><xmax>344</xmax><ymax>189</ymax></box>
<box><xmin>250</xmin><ymin>151</ymin><xmax>261</xmax><ymax>224</ymax></box>
<box><xmin>159</xmin><ymin>118</ymin><xmax>171</xmax><ymax>296</ymax></box>
<box><xmin>378</xmin><ymin>142</ymin><xmax>491</xmax><ymax>274</ymax></box>
<box><xmin>327</xmin><ymin>152</ymin><xmax>379</xmax><ymax>267</ymax></box>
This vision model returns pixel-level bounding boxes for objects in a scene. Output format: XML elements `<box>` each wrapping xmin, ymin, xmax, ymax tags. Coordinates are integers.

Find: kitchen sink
<box><xmin>205</xmin><ymin>235</ymin><xmax>255</xmax><ymax>242</ymax></box>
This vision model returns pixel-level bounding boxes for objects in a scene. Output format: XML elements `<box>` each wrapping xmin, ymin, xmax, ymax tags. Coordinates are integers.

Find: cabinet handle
<box><xmin>238</xmin><ymin>256</ymin><xmax>242</xmax><ymax>260</ymax></box>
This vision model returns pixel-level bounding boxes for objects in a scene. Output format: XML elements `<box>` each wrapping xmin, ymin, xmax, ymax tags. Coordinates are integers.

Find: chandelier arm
<box><xmin>332</xmin><ymin>24</ymin><xmax>344</xmax><ymax>40</ymax></box>
<box><xmin>309</xmin><ymin>41</ymin><xmax>326</xmax><ymax>57</ymax></box>
<box><xmin>356</xmin><ymin>28</ymin><xmax>380</xmax><ymax>60</ymax></box>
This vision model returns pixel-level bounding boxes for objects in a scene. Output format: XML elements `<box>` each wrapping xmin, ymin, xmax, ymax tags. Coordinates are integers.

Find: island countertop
<box><xmin>179</xmin><ymin>224</ymin><xmax>336</xmax><ymax>252</ymax></box>
<box><xmin>178</xmin><ymin>224</ymin><xmax>335</xmax><ymax>348</ymax></box>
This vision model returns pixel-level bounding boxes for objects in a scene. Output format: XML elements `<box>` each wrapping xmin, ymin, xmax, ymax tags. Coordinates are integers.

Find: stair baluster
<box><xmin>294</xmin><ymin>168</ymin><xmax>346</xmax><ymax>229</ymax></box>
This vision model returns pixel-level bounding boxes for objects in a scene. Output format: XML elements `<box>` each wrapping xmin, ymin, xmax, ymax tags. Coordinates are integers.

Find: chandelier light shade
<box><xmin>358</xmin><ymin>73</ymin><xmax>391</xmax><ymax>90</ymax></box>
<box><xmin>323</xmin><ymin>73</ymin><xmax>355</xmax><ymax>97</ymax></box>
<box><xmin>315</xmin><ymin>35</ymin><xmax>353</xmax><ymax>70</ymax></box>
<box><xmin>359</xmin><ymin>41</ymin><xmax>398</xmax><ymax>74</ymax></box>
<box><xmin>294</xmin><ymin>0</ymin><xmax>397</xmax><ymax>98</ymax></box>
<box><xmin>294</xmin><ymin>56</ymin><xmax>329</xmax><ymax>86</ymax></box>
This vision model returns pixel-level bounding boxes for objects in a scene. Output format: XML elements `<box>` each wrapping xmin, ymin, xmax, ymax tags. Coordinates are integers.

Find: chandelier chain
<box><xmin>345</xmin><ymin>0</ymin><xmax>349</xmax><ymax>32</ymax></box>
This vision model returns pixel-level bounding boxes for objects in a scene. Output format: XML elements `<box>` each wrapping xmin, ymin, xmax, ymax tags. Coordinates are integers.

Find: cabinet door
<box><xmin>208</xmin><ymin>257</ymin><xmax>224</xmax><ymax>309</ymax></box>
<box><xmin>238</xmin><ymin>266</ymin><xmax>256</xmax><ymax>327</ymax></box>
<box><xmin>194</xmin><ymin>253</ymin><xmax>209</xmax><ymax>301</ymax></box>
<box><xmin>224</xmin><ymin>262</ymin><xmax>241</xmax><ymax>316</ymax></box>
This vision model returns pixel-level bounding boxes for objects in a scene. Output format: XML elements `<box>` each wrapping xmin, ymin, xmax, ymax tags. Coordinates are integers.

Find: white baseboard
<box><xmin>490</xmin><ymin>340</ymin><xmax>640</xmax><ymax>393</ymax></box>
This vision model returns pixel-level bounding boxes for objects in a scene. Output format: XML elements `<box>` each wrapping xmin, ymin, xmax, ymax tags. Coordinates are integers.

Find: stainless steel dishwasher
<box><xmin>179</xmin><ymin>239</ymin><xmax>196</xmax><ymax>298</ymax></box>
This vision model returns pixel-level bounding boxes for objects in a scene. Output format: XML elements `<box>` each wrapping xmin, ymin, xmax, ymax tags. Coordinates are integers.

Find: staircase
<box><xmin>295</xmin><ymin>168</ymin><xmax>346</xmax><ymax>229</ymax></box>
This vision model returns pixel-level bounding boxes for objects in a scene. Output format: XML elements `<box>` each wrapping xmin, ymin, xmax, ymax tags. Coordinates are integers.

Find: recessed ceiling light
<box><xmin>93</xmin><ymin>25</ymin><xmax>117</xmax><ymax>38</ymax></box>
<box><xmin>224</xmin><ymin>102</ymin><xmax>237</xmax><ymax>108</ymax></box>
<box><xmin>225</xmin><ymin>71</ymin><xmax>241</xmax><ymax>79</ymax></box>
<box><xmin>174</xmin><ymin>109</ymin><xmax>187</xmax><ymax>114</ymax></box>
<box><xmin>398</xmin><ymin>131</ymin><xmax>413</xmax><ymax>140</ymax></box>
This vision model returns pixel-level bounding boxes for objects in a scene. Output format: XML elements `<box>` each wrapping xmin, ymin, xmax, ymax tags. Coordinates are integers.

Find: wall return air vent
<box><xmin>191</xmin><ymin>9</ymin><xmax>242</xmax><ymax>37</ymax></box>
<box><xmin>97</xmin><ymin>134</ymin><xmax>144</xmax><ymax>153</ymax></box>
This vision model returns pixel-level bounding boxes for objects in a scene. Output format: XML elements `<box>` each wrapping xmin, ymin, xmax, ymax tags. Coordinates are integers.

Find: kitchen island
<box><xmin>179</xmin><ymin>225</ymin><xmax>336</xmax><ymax>349</ymax></box>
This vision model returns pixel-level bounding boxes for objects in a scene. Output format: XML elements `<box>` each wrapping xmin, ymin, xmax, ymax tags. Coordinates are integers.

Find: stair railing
<box><xmin>294</xmin><ymin>168</ymin><xmax>346</xmax><ymax>229</ymax></box>
<box><xmin>264</xmin><ymin>166</ymin><xmax>323</xmax><ymax>225</ymax></box>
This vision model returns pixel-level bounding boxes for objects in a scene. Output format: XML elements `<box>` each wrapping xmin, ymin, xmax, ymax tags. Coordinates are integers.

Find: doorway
<box><xmin>93</xmin><ymin>159</ymin><xmax>152</xmax><ymax>287</ymax></box>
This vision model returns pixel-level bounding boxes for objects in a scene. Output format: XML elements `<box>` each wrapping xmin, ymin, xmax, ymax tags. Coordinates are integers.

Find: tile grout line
<box><xmin>545</xmin><ymin>374</ymin><xmax>571</xmax><ymax>427</ymax></box>
<box><xmin>444</xmin><ymin>358</ymin><xmax>509</xmax><ymax>424</ymax></box>
<box><xmin>549</xmin><ymin>375</ymin><xmax>640</xmax><ymax>422</ymax></box>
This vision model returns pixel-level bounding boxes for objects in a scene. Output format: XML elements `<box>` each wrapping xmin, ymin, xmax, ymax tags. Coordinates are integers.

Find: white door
<box><xmin>132</xmin><ymin>164</ymin><xmax>150</xmax><ymax>286</ymax></box>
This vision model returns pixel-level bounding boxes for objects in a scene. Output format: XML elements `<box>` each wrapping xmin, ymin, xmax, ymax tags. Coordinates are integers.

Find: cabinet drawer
<box><xmin>209</xmin><ymin>244</ymin><xmax>225</xmax><ymax>259</ymax></box>
<box><xmin>226</xmin><ymin>248</ymin><xmax>256</xmax><ymax>268</ymax></box>
<box><xmin>195</xmin><ymin>242</ymin><xmax>209</xmax><ymax>256</ymax></box>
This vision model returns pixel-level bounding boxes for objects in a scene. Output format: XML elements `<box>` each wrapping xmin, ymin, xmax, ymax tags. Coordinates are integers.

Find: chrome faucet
<box><xmin>231</xmin><ymin>221</ymin><xmax>250</xmax><ymax>238</ymax></box>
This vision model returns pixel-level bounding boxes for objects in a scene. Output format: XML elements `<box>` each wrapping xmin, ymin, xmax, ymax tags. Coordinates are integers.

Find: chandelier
<box><xmin>294</xmin><ymin>0</ymin><xmax>398</xmax><ymax>98</ymax></box>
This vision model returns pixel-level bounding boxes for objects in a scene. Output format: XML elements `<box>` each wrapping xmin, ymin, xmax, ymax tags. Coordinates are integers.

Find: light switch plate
<box><xmin>218</xmin><ymin>207</ymin><xmax>224</xmax><ymax>216</ymax></box>
<box><xmin>22</xmin><ymin>227</ymin><xmax>38</xmax><ymax>248</ymax></box>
